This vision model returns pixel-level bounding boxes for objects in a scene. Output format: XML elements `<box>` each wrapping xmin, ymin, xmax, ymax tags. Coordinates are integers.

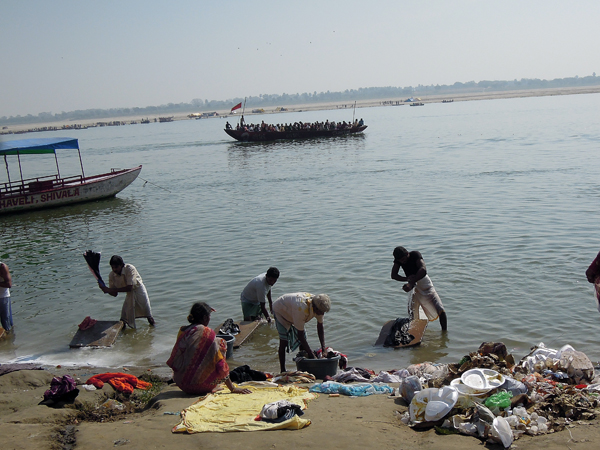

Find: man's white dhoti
<box><xmin>407</xmin><ymin>275</ymin><xmax>444</xmax><ymax>322</ymax></box>
<box><xmin>109</xmin><ymin>264</ymin><xmax>153</xmax><ymax>329</ymax></box>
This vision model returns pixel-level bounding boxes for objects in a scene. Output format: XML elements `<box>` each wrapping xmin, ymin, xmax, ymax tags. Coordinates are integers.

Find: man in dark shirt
<box><xmin>391</xmin><ymin>246</ymin><xmax>447</xmax><ymax>330</ymax></box>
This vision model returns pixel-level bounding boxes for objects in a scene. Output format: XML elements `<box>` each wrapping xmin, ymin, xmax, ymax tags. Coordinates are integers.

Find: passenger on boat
<box><xmin>99</xmin><ymin>255</ymin><xmax>155</xmax><ymax>328</ymax></box>
<box><xmin>273</xmin><ymin>292</ymin><xmax>330</xmax><ymax>373</ymax></box>
<box><xmin>0</xmin><ymin>261</ymin><xmax>13</xmax><ymax>332</ymax></box>
<box><xmin>240</xmin><ymin>267</ymin><xmax>279</xmax><ymax>322</ymax></box>
<box><xmin>358</xmin><ymin>118</ymin><xmax>364</xmax><ymax>126</ymax></box>
<box><xmin>225</xmin><ymin>121</ymin><xmax>232</xmax><ymax>130</ymax></box>
<box><xmin>391</xmin><ymin>246</ymin><xmax>447</xmax><ymax>330</ymax></box>
<box><xmin>167</xmin><ymin>302</ymin><xmax>251</xmax><ymax>395</ymax></box>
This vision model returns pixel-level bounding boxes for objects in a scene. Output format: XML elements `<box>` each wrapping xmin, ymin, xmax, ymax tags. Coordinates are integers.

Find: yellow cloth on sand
<box><xmin>172</xmin><ymin>384</ymin><xmax>317</xmax><ymax>433</ymax></box>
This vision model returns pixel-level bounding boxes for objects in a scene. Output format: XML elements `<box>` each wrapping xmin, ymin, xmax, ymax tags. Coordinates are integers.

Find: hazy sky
<box><xmin>2</xmin><ymin>1</ymin><xmax>599</xmax><ymax>117</ymax></box>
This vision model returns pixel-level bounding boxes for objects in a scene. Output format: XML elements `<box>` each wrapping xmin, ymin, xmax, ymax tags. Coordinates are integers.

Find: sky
<box><xmin>1</xmin><ymin>0</ymin><xmax>599</xmax><ymax>117</ymax></box>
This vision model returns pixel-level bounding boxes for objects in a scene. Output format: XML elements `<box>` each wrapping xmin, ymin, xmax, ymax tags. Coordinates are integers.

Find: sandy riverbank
<box><xmin>2</xmin><ymin>85</ymin><xmax>599</xmax><ymax>136</ymax></box>
<box><xmin>1</xmin><ymin>362</ymin><xmax>599</xmax><ymax>450</ymax></box>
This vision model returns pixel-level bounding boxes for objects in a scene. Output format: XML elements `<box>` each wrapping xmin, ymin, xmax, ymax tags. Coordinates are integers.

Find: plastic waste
<box><xmin>500</xmin><ymin>376</ymin><xmax>528</xmax><ymax>396</ymax></box>
<box><xmin>512</xmin><ymin>406</ymin><xmax>531</xmax><ymax>426</ymax></box>
<box><xmin>101</xmin><ymin>399</ymin><xmax>125</xmax><ymax>411</ymax></box>
<box><xmin>492</xmin><ymin>416</ymin><xmax>514</xmax><ymax>448</ymax></box>
<box><xmin>399</xmin><ymin>375</ymin><xmax>421</xmax><ymax>403</ymax></box>
<box><xmin>484</xmin><ymin>390</ymin><xmax>512</xmax><ymax>410</ymax></box>
<box><xmin>458</xmin><ymin>422</ymin><xmax>478</xmax><ymax>436</ymax></box>
<box><xmin>410</xmin><ymin>386</ymin><xmax>458</xmax><ymax>423</ymax></box>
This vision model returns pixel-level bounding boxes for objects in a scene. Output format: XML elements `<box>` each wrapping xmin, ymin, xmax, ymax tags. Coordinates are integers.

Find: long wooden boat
<box><xmin>0</xmin><ymin>137</ymin><xmax>141</xmax><ymax>214</ymax></box>
<box><xmin>224</xmin><ymin>125</ymin><xmax>367</xmax><ymax>142</ymax></box>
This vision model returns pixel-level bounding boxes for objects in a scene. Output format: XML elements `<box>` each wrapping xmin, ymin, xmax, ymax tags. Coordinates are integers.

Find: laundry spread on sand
<box><xmin>86</xmin><ymin>372</ymin><xmax>152</xmax><ymax>394</ymax></box>
<box><xmin>272</xmin><ymin>371</ymin><xmax>316</xmax><ymax>384</ymax></box>
<box><xmin>172</xmin><ymin>384</ymin><xmax>316</xmax><ymax>433</ymax></box>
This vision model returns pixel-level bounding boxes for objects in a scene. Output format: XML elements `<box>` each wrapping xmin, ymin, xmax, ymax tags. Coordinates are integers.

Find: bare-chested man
<box><xmin>391</xmin><ymin>246</ymin><xmax>447</xmax><ymax>330</ymax></box>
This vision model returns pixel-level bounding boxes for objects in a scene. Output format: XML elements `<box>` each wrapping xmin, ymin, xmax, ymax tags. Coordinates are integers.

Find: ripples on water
<box><xmin>2</xmin><ymin>93</ymin><xmax>600</xmax><ymax>372</ymax></box>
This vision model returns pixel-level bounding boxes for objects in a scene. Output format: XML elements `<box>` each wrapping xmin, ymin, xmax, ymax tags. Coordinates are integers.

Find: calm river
<box><xmin>1</xmin><ymin>93</ymin><xmax>600</xmax><ymax>373</ymax></box>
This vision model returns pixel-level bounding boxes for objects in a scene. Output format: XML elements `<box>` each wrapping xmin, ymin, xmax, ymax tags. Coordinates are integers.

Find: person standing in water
<box><xmin>391</xmin><ymin>246</ymin><xmax>447</xmax><ymax>330</ymax></box>
<box><xmin>0</xmin><ymin>261</ymin><xmax>13</xmax><ymax>332</ymax></box>
<box><xmin>100</xmin><ymin>255</ymin><xmax>155</xmax><ymax>328</ymax></box>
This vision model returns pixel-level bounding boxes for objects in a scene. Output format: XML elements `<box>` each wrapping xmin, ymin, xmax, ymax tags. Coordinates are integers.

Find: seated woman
<box><xmin>166</xmin><ymin>302</ymin><xmax>251</xmax><ymax>395</ymax></box>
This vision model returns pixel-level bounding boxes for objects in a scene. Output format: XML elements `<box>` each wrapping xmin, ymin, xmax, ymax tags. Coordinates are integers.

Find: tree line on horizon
<box><xmin>2</xmin><ymin>74</ymin><xmax>598</xmax><ymax>126</ymax></box>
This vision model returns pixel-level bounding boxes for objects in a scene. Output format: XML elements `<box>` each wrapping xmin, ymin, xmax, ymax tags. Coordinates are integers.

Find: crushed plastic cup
<box><xmin>458</xmin><ymin>422</ymin><xmax>478</xmax><ymax>436</ymax></box>
<box><xmin>505</xmin><ymin>415</ymin><xmax>519</xmax><ymax>427</ymax></box>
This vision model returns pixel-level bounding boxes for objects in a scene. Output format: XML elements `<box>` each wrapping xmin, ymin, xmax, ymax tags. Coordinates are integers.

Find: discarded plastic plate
<box><xmin>481</xmin><ymin>368</ymin><xmax>505</xmax><ymax>388</ymax></box>
<box><xmin>431</xmin><ymin>385</ymin><xmax>459</xmax><ymax>404</ymax></box>
<box><xmin>450</xmin><ymin>378</ymin><xmax>490</xmax><ymax>396</ymax></box>
<box><xmin>425</xmin><ymin>386</ymin><xmax>458</xmax><ymax>421</ymax></box>
<box><xmin>492</xmin><ymin>416</ymin><xmax>514</xmax><ymax>448</ymax></box>
<box><xmin>461</xmin><ymin>369</ymin><xmax>488</xmax><ymax>389</ymax></box>
<box><xmin>409</xmin><ymin>388</ymin><xmax>437</xmax><ymax>423</ymax></box>
<box><xmin>410</xmin><ymin>386</ymin><xmax>458</xmax><ymax>422</ymax></box>
<box><xmin>461</xmin><ymin>368</ymin><xmax>505</xmax><ymax>390</ymax></box>
<box><xmin>425</xmin><ymin>401</ymin><xmax>449</xmax><ymax>421</ymax></box>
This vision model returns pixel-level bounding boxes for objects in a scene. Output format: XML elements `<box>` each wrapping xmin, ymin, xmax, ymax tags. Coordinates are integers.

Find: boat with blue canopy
<box><xmin>0</xmin><ymin>137</ymin><xmax>141</xmax><ymax>214</ymax></box>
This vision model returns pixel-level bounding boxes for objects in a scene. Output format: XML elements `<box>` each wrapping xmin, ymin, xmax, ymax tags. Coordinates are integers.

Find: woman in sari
<box><xmin>166</xmin><ymin>302</ymin><xmax>251</xmax><ymax>395</ymax></box>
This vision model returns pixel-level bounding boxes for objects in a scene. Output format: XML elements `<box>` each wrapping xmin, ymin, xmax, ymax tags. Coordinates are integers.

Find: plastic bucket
<box><xmin>216</xmin><ymin>334</ymin><xmax>235</xmax><ymax>359</ymax></box>
<box><xmin>295</xmin><ymin>355</ymin><xmax>340</xmax><ymax>379</ymax></box>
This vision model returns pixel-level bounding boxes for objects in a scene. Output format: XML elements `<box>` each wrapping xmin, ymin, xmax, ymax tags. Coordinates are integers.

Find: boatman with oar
<box><xmin>391</xmin><ymin>246</ymin><xmax>447</xmax><ymax>330</ymax></box>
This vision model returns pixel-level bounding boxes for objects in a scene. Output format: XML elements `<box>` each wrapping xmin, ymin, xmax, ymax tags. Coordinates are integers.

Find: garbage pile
<box><xmin>397</xmin><ymin>342</ymin><xmax>600</xmax><ymax>448</ymax></box>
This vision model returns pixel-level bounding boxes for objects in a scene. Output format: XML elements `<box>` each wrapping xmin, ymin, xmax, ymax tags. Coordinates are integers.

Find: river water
<box><xmin>1</xmin><ymin>93</ymin><xmax>600</xmax><ymax>373</ymax></box>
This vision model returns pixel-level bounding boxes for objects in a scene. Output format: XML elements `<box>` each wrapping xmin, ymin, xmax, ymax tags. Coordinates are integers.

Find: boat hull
<box><xmin>224</xmin><ymin>125</ymin><xmax>367</xmax><ymax>142</ymax></box>
<box><xmin>0</xmin><ymin>166</ymin><xmax>142</xmax><ymax>214</ymax></box>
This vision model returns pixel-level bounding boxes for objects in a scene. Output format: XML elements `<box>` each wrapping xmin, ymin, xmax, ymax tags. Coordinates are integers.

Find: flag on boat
<box><xmin>231</xmin><ymin>102</ymin><xmax>242</xmax><ymax>112</ymax></box>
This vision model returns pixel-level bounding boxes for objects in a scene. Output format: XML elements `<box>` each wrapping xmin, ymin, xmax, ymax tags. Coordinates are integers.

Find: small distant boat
<box><xmin>410</xmin><ymin>102</ymin><xmax>424</xmax><ymax>106</ymax></box>
<box><xmin>158</xmin><ymin>116</ymin><xmax>174</xmax><ymax>122</ymax></box>
<box><xmin>0</xmin><ymin>137</ymin><xmax>141</xmax><ymax>214</ymax></box>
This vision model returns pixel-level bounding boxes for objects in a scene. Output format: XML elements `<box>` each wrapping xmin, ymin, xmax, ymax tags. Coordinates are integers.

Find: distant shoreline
<box><xmin>2</xmin><ymin>85</ymin><xmax>599</xmax><ymax>136</ymax></box>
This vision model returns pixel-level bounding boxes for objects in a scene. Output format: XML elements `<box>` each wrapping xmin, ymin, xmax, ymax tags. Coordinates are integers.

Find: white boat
<box><xmin>0</xmin><ymin>137</ymin><xmax>141</xmax><ymax>214</ymax></box>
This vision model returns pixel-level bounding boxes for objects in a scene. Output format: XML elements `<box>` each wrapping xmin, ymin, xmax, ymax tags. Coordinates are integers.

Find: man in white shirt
<box><xmin>240</xmin><ymin>267</ymin><xmax>279</xmax><ymax>322</ymax></box>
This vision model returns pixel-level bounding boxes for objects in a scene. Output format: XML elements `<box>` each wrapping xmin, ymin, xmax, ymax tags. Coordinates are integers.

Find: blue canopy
<box><xmin>0</xmin><ymin>137</ymin><xmax>79</xmax><ymax>156</ymax></box>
